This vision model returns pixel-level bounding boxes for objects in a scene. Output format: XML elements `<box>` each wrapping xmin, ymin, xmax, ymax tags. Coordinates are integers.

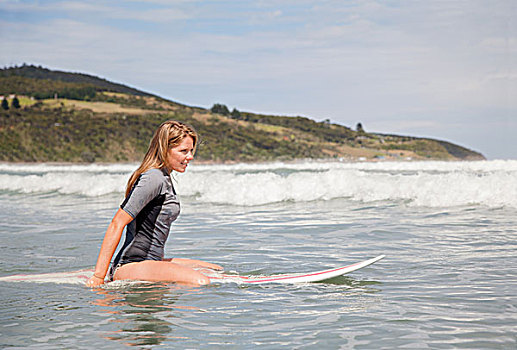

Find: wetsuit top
<box><xmin>111</xmin><ymin>167</ymin><xmax>180</xmax><ymax>269</ymax></box>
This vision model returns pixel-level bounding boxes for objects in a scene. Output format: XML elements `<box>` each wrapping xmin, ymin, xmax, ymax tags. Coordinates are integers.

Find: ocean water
<box><xmin>0</xmin><ymin>160</ymin><xmax>516</xmax><ymax>349</ymax></box>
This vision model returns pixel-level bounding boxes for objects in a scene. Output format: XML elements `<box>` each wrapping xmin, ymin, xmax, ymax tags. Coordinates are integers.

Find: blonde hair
<box><xmin>126</xmin><ymin>120</ymin><xmax>198</xmax><ymax>197</ymax></box>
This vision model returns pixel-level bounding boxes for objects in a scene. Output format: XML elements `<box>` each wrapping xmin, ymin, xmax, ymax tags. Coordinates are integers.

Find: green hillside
<box><xmin>0</xmin><ymin>64</ymin><xmax>485</xmax><ymax>163</ymax></box>
<box><xmin>0</xmin><ymin>64</ymin><xmax>152</xmax><ymax>97</ymax></box>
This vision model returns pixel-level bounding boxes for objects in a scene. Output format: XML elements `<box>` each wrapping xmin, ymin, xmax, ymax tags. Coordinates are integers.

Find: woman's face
<box><xmin>167</xmin><ymin>136</ymin><xmax>195</xmax><ymax>173</ymax></box>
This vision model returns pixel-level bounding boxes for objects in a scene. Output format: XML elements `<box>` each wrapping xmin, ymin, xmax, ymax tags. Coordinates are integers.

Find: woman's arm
<box><xmin>86</xmin><ymin>208</ymin><xmax>133</xmax><ymax>287</ymax></box>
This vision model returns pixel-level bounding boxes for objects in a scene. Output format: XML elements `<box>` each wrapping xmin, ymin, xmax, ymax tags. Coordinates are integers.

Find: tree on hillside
<box><xmin>1</xmin><ymin>98</ymin><xmax>8</xmax><ymax>110</ymax></box>
<box><xmin>211</xmin><ymin>103</ymin><xmax>230</xmax><ymax>116</ymax></box>
<box><xmin>356</xmin><ymin>122</ymin><xmax>364</xmax><ymax>133</ymax></box>
<box><xmin>12</xmin><ymin>96</ymin><xmax>20</xmax><ymax>109</ymax></box>
<box><xmin>231</xmin><ymin>108</ymin><xmax>241</xmax><ymax>119</ymax></box>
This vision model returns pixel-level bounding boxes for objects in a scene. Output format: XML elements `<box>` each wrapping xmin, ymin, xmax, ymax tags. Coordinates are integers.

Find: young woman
<box><xmin>86</xmin><ymin>120</ymin><xmax>222</xmax><ymax>287</ymax></box>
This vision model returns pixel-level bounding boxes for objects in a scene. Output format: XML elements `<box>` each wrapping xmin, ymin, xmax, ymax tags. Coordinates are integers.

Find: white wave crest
<box><xmin>177</xmin><ymin>166</ymin><xmax>517</xmax><ymax>208</ymax></box>
<box><xmin>1</xmin><ymin>160</ymin><xmax>516</xmax><ymax>208</ymax></box>
<box><xmin>0</xmin><ymin>172</ymin><xmax>128</xmax><ymax>196</ymax></box>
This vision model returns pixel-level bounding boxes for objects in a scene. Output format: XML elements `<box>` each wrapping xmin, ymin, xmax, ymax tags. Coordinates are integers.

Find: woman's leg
<box><xmin>113</xmin><ymin>260</ymin><xmax>210</xmax><ymax>285</ymax></box>
<box><xmin>170</xmin><ymin>258</ymin><xmax>223</xmax><ymax>271</ymax></box>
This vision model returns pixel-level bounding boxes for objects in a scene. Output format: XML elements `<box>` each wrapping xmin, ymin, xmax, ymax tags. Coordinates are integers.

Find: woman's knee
<box><xmin>197</xmin><ymin>276</ymin><xmax>210</xmax><ymax>285</ymax></box>
<box><xmin>192</xmin><ymin>271</ymin><xmax>210</xmax><ymax>285</ymax></box>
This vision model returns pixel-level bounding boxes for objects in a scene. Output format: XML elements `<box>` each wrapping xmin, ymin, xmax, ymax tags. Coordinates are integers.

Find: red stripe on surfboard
<box><xmin>209</xmin><ymin>261</ymin><xmax>363</xmax><ymax>283</ymax></box>
<box><xmin>244</xmin><ymin>261</ymin><xmax>363</xmax><ymax>283</ymax></box>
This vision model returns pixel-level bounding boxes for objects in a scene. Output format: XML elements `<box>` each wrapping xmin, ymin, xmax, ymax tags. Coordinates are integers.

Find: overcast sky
<box><xmin>1</xmin><ymin>0</ymin><xmax>515</xmax><ymax>159</ymax></box>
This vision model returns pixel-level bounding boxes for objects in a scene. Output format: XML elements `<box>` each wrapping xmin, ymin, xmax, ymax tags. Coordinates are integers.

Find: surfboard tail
<box><xmin>0</xmin><ymin>269</ymin><xmax>94</xmax><ymax>284</ymax></box>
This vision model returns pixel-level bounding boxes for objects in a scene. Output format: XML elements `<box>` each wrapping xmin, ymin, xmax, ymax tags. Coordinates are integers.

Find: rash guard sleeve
<box><xmin>121</xmin><ymin>169</ymin><xmax>165</xmax><ymax>219</ymax></box>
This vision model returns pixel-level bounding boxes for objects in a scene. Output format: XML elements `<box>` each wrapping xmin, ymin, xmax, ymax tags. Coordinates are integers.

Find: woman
<box><xmin>86</xmin><ymin>120</ymin><xmax>222</xmax><ymax>287</ymax></box>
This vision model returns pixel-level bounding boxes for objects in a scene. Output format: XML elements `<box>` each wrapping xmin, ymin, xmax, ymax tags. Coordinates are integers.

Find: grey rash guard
<box><xmin>110</xmin><ymin>168</ymin><xmax>180</xmax><ymax>275</ymax></box>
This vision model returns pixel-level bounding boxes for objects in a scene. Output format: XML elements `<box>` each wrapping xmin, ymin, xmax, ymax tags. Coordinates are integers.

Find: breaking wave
<box><xmin>1</xmin><ymin>160</ymin><xmax>516</xmax><ymax>208</ymax></box>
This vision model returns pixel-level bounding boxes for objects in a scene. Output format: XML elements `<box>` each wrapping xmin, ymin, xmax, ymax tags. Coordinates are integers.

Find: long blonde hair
<box><xmin>126</xmin><ymin>120</ymin><xmax>198</xmax><ymax>197</ymax></box>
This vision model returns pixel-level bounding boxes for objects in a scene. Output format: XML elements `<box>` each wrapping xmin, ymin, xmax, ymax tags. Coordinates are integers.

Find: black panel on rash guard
<box><xmin>111</xmin><ymin>168</ymin><xmax>180</xmax><ymax>271</ymax></box>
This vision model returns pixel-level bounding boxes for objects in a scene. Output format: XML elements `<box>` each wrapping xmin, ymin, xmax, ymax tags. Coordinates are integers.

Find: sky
<box><xmin>1</xmin><ymin>0</ymin><xmax>516</xmax><ymax>159</ymax></box>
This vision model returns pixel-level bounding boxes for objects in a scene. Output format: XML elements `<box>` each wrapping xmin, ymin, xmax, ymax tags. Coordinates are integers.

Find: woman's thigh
<box><xmin>171</xmin><ymin>258</ymin><xmax>223</xmax><ymax>271</ymax></box>
<box><xmin>113</xmin><ymin>260</ymin><xmax>210</xmax><ymax>285</ymax></box>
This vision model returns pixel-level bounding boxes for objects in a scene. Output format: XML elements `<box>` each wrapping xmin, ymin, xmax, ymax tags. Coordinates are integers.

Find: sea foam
<box><xmin>1</xmin><ymin>160</ymin><xmax>516</xmax><ymax>208</ymax></box>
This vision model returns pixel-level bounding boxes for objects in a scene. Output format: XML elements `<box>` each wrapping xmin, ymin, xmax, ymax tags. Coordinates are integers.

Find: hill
<box><xmin>0</xmin><ymin>64</ymin><xmax>485</xmax><ymax>163</ymax></box>
<box><xmin>0</xmin><ymin>63</ymin><xmax>153</xmax><ymax>98</ymax></box>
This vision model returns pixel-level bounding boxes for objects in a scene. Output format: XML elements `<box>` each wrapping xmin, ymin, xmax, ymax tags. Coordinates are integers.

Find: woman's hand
<box><xmin>85</xmin><ymin>275</ymin><xmax>105</xmax><ymax>287</ymax></box>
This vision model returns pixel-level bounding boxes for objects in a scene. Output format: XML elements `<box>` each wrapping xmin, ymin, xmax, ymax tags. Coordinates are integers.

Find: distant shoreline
<box><xmin>0</xmin><ymin>157</ymin><xmax>500</xmax><ymax>168</ymax></box>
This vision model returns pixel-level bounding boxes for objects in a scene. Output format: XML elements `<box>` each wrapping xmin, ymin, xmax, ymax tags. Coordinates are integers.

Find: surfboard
<box><xmin>0</xmin><ymin>255</ymin><xmax>384</xmax><ymax>285</ymax></box>
<box><xmin>0</xmin><ymin>268</ymin><xmax>94</xmax><ymax>285</ymax></box>
<box><xmin>206</xmin><ymin>255</ymin><xmax>385</xmax><ymax>284</ymax></box>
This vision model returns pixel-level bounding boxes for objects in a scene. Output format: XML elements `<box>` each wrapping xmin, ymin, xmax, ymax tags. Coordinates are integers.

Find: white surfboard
<box><xmin>0</xmin><ymin>255</ymin><xmax>384</xmax><ymax>285</ymax></box>
<box><xmin>0</xmin><ymin>269</ymin><xmax>94</xmax><ymax>285</ymax></box>
<box><xmin>206</xmin><ymin>255</ymin><xmax>385</xmax><ymax>284</ymax></box>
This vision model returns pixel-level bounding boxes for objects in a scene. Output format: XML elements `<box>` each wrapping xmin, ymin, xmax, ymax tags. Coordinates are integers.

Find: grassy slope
<box><xmin>0</xmin><ymin>65</ymin><xmax>485</xmax><ymax>163</ymax></box>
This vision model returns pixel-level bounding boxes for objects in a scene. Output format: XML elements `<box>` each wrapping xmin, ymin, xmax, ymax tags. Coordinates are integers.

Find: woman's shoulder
<box><xmin>142</xmin><ymin>167</ymin><xmax>160</xmax><ymax>175</ymax></box>
<box><xmin>132</xmin><ymin>168</ymin><xmax>168</xmax><ymax>194</ymax></box>
<box><xmin>139</xmin><ymin>167</ymin><xmax>169</xmax><ymax>186</ymax></box>
<box><xmin>141</xmin><ymin>167</ymin><xmax>167</xmax><ymax>178</ymax></box>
